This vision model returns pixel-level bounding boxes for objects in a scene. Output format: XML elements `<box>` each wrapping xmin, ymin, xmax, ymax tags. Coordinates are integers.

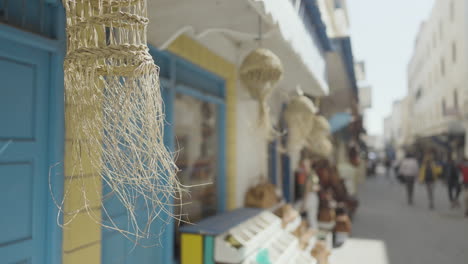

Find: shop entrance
<box><xmin>171</xmin><ymin>68</ymin><xmax>227</xmax><ymax>262</ymax></box>
<box><xmin>100</xmin><ymin>48</ymin><xmax>227</xmax><ymax>264</ymax></box>
<box><xmin>174</xmin><ymin>93</ymin><xmax>220</xmax><ymax>222</ymax></box>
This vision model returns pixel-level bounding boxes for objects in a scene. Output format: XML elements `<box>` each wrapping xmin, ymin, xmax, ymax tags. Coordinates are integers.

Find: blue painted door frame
<box><xmin>155</xmin><ymin>47</ymin><xmax>227</xmax><ymax>264</ymax></box>
<box><xmin>0</xmin><ymin>11</ymin><xmax>65</xmax><ymax>264</ymax></box>
<box><xmin>268</xmin><ymin>140</ymin><xmax>278</xmax><ymax>185</ymax></box>
<box><xmin>278</xmin><ymin>103</ymin><xmax>292</xmax><ymax>203</ymax></box>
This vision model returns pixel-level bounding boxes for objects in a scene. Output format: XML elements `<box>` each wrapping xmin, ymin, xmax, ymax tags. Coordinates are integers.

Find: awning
<box><xmin>328</xmin><ymin>112</ymin><xmax>353</xmax><ymax>133</ymax></box>
<box><xmin>146</xmin><ymin>0</ymin><xmax>329</xmax><ymax>96</ymax></box>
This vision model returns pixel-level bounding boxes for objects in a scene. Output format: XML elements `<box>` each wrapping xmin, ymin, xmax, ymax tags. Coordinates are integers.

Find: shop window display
<box><xmin>174</xmin><ymin>93</ymin><xmax>219</xmax><ymax>258</ymax></box>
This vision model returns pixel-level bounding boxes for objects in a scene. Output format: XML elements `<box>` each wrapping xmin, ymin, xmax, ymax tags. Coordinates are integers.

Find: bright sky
<box><xmin>347</xmin><ymin>0</ymin><xmax>435</xmax><ymax>136</ymax></box>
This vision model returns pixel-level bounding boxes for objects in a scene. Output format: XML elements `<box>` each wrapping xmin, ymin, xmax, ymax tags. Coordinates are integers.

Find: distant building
<box><xmin>355</xmin><ymin>61</ymin><xmax>372</xmax><ymax>111</ymax></box>
<box><xmin>406</xmin><ymin>0</ymin><xmax>466</xmax><ymax>158</ymax></box>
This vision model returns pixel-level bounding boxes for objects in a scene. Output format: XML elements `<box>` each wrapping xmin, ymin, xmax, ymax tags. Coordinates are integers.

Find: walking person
<box><xmin>444</xmin><ymin>156</ymin><xmax>461</xmax><ymax>208</ymax></box>
<box><xmin>384</xmin><ymin>158</ymin><xmax>392</xmax><ymax>179</ymax></box>
<box><xmin>458</xmin><ymin>158</ymin><xmax>468</xmax><ymax>217</ymax></box>
<box><xmin>419</xmin><ymin>153</ymin><xmax>442</xmax><ymax>210</ymax></box>
<box><xmin>398</xmin><ymin>153</ymin><xmax>419</xmax><ymax>205</ymax></box>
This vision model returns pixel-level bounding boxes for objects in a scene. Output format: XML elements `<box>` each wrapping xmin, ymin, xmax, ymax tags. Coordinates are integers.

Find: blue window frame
<box><xmin>150</xmin><ymin>47</ymin><xmax>227</xmax><ymax>214</ymax></box>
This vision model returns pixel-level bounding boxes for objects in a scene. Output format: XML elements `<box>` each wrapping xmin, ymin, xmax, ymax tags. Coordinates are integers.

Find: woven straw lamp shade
<box><xmin>284</xmin><ymin>94</ymin><xmax>317</xmax><ymax>152</ymax></box>
<box><xmin>62</xmin><ymin>0</ymin><xmax>181</xmax><ymax>241</ymax></box>
<box><xmin>313</xmin><ymin>115</ymin><xmax>331</xmax><ymax>134</ymax></box>
<box><xmin>306</xmin><ymin>134</ymin><xmax>333</xmax><ymax>158</ymax></box>
<box><xmin>240</xmin><ymin>48</ymin><xmax>283</xmax><ymax>131</ymax></box>
<box><xmin>306</xmin><ymin>115</ymin><xmax>333</xmax><ymax>157</ymax></box>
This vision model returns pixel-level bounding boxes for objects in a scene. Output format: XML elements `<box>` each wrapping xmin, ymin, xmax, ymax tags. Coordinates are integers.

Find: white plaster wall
<box><xmin>235</xmin><ymin>81</ymin><xmax>269</xmax><ymax>207</ymax></box>
<box><xmin>198</xmin><ymin>33</ymin><xmax>239</xmax><ymax>64</ymax></box>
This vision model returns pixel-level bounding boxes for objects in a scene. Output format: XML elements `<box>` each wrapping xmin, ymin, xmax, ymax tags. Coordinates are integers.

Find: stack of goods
<box><xmin>244</xmin><ymin>181</ymin><xmax>279</xmax><ymax>209</ymax></box>
<box><xmin>309</xmin><ymin>159</ymin><xmax>357</xmax><ymax>261</ymax></box>
<box><xmin>274</xmin><ymin>204</ymin><xmax>301</xmax><ymax>231</ymax></box>
<box><xmin>332</xmin><ymin>206</ymin><xmax>352</xmax><ymax>248</ymax></box>
<box><xmin>178</xmin><ymin>208</ymin><xmax>323</xmax><ymax>264</ymax></box>
<box><xmin>292</xmin><ymin>220</ymin><xmax>316</xmax><ymax>250</ymax></box>
<box><xmin>317</xmin><ymin>189</ymin><xmax>336</xmax><ymax>231</ymax></box>
<box><xmin>311</xmin><ymin>241</ymin><xmax>331</xmax><ymax>264</ymax></box>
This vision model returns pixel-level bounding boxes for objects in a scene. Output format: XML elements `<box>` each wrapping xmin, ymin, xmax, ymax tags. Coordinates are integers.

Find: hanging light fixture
<box><xmin>306</xmin><ymin>115</ymin><xmax>333</xmax><ymax>157</ymax></box>
<box><xmin>62</xmin><ymin>0</ymin><xmax>181</xmax><ymax>240</ymax></box>
<box><xmin>284</xmin><ymin>91</ymin><xmax>317</xmax><ymax>152</ymax></box>
<box><xmin>313</xmin><ymin>115</ymin><xmax>331</xmax><ymax>134</ymax></box>
<box><xmin>239</xmin><ymin>16</ymin><xmax>284</xmax><ymax>132</ymax></box>
<box><xmin>306</xmin><ymin>134</ymin><xmax>333</xmax><ymax>158</ymax></box>
<box><xmin>240</xmin><ymin>48</ymin><xmax>283</xmax><ymax>129</ymax></box>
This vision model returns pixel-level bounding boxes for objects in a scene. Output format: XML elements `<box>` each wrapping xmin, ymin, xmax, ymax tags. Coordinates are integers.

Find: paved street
<box><xmin>331</xmin><ymin>172</ymin><xmax>468</xmax><ymax>264</ymax></box>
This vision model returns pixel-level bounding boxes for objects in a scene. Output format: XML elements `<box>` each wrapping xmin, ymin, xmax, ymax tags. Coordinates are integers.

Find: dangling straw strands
<box><xmin>240</xmin><ymin>48</ymin><xmax>283</xmax><ymax>135</ymax></box>
<box><xmin>62</xmin><ymin>0</ymin><xmax>182</xmax><ymax>241</ymax></box>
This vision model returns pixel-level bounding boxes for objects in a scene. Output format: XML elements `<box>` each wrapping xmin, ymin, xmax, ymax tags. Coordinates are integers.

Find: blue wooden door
<box><xmin>101</xmin><ymin>188</ymin><xmax>164</xmax><ymax>264</ymax></box>
<box><xmin>0</xmin><ymin>35</ymin><xmax>50</xmax><ymax>263</ymax></box>
<box><xmin>101</xmin><ymin>81</ymin><xmax>172</xmax><ymax>264</ymax></box>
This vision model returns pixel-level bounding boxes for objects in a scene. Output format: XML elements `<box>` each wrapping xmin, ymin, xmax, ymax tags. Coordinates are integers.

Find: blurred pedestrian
<box><xmin>444</xmin><ymin>156</ymin><xmax>461</xmax><ymax>208</ymax></box>
<box><xmin>384</xmin><ymin>158</ymin><xmax>392</xmax><ymax>179</ymax></box>
<box><xmin>458</xmin><ymin>157</ymin><xmax>468</xmax><ymax>217</ymax></box>
<box><xmin>399</xmin><ymin>152</ymin><xmax>419</xmax><ymax>205</ymax></box>
<box><xmin>419</xmin><ymin>153</ymin><xmax>442</xmax><ymax>210</ymax></box>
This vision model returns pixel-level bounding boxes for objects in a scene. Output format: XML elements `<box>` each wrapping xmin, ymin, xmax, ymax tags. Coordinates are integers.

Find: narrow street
<box><xmin>331</xmin><ymin>171</ymin><xmax>468</xmax><ymax>264</ymax></box>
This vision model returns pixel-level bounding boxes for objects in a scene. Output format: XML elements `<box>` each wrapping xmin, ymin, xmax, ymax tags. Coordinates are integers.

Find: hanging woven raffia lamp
<box><xmin>62</xmin><ymin>0</ymin><xmax>181</xmax><ymax>239</ymax></box>
<box><xmin>313</xmin><ymin>115</ymin><xmax>331</xmax><ymax>134</ymax></box>
<box><xmin>284</xmin><ymin>91</ymin><xmax>317</xmax><ymax>152</ymax></box>
<box><xmin>307</xmin><ymin>134</ymin><xmax>333</xmax><ymax>158</ymax></box>
<box><xmin>240</xmin><ymin>48</ymin><xmax>283</xmax><ymax>132</ymax></box>
<box><xmin>306</xmin><ymin>115</ymin><xmax>333</xmax><ymax>157</ymax></box>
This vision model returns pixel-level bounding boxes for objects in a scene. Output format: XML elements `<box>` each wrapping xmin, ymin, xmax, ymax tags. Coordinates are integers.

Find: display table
<box><xmin>179</xmin><ymin>208</ymin><xmax>264</xmax><ymax>264</ymax></box>
<box><xmin>179</xmin><ymin>207</ymin><xmax>335</xmax><ymax>264</ymax></box>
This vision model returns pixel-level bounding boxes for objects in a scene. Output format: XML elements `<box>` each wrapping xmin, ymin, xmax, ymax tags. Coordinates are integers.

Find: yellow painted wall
<box><xmin>62</xmin><ymin>5</ymin><xmax>104</xmax><ymax>262</ymax></box>
<box><xmin>167</xmin><ymin>35</ymin><xmax>238</xmax><ymax>209</ymax></box>
<box><xmin>63</xmin><ymin>104</ymin><xmax>102</xmax><ymax>264</ymax></box>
